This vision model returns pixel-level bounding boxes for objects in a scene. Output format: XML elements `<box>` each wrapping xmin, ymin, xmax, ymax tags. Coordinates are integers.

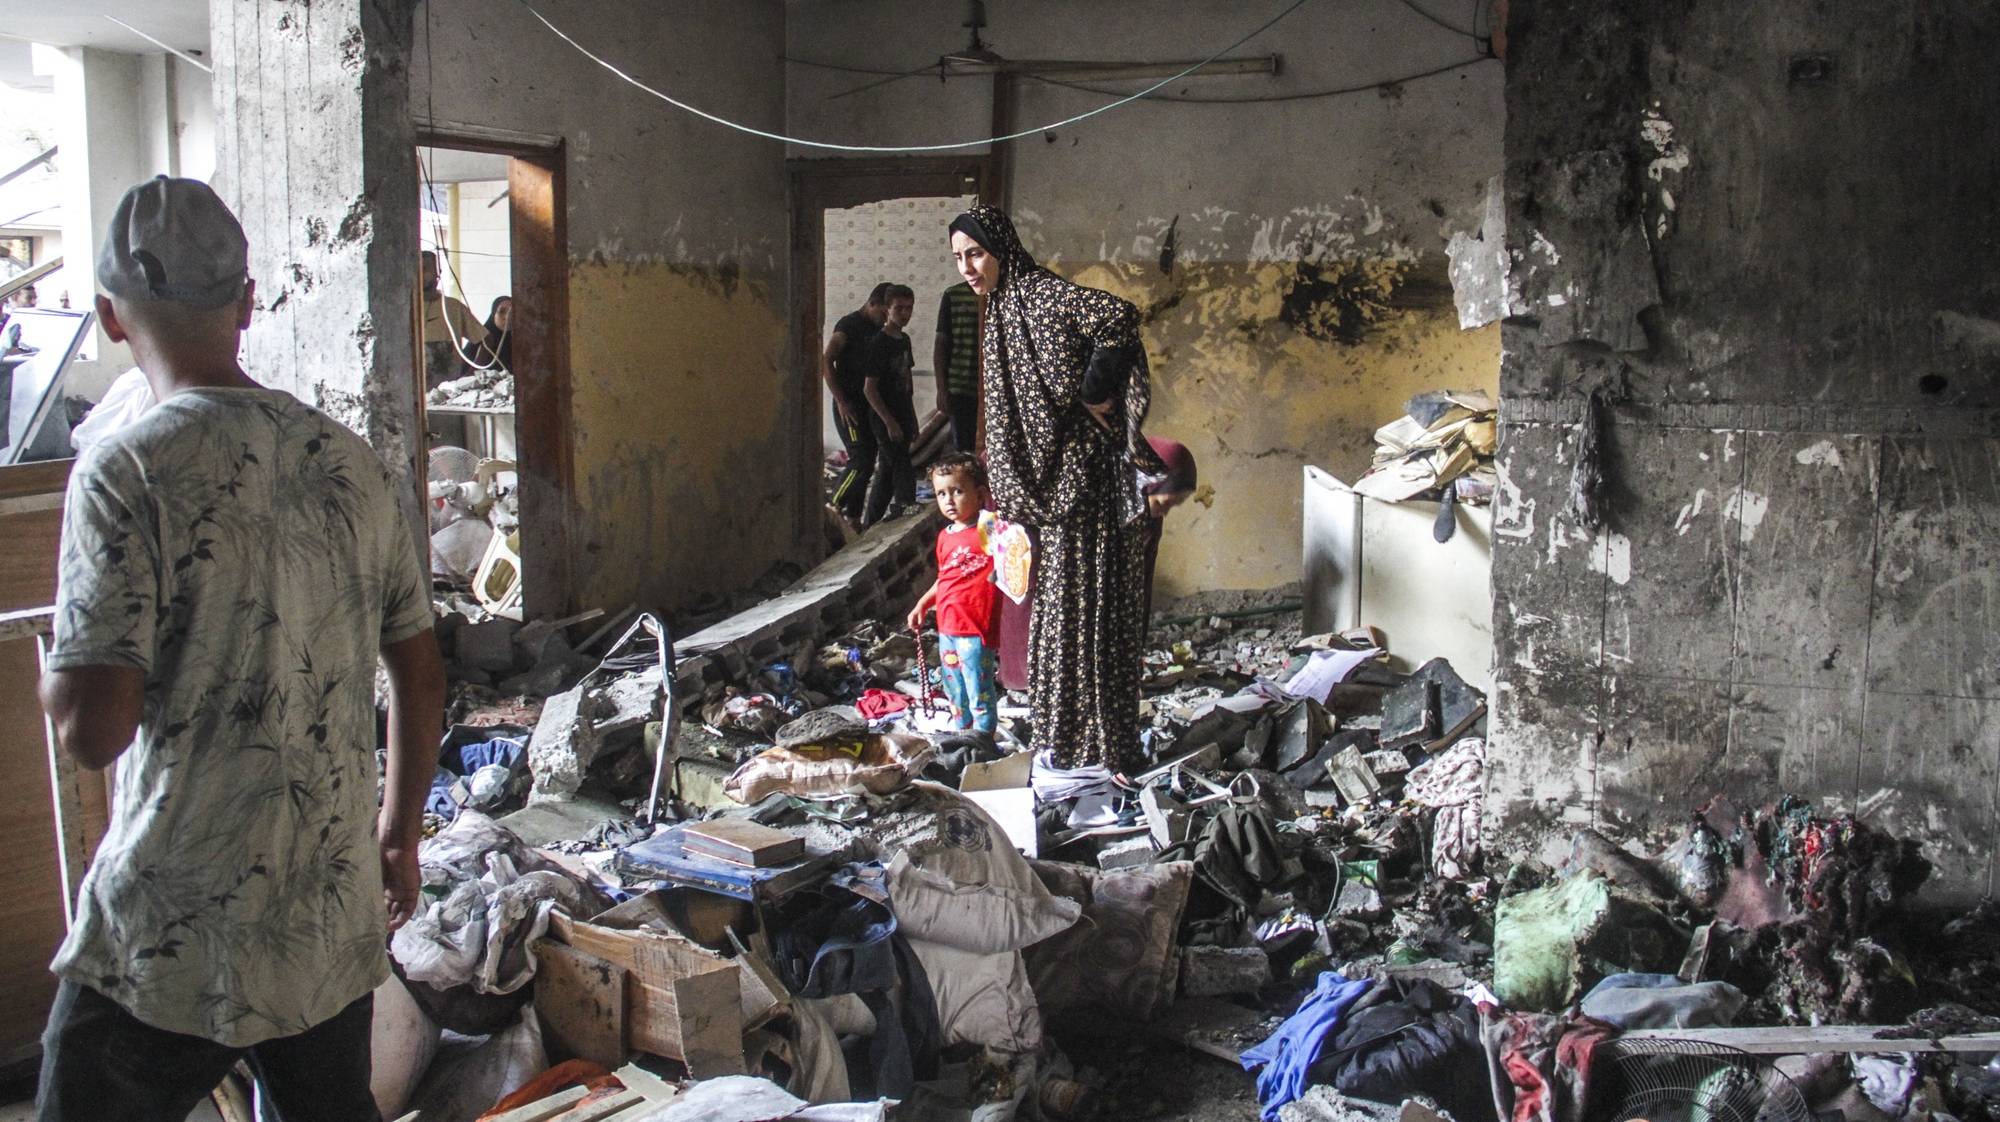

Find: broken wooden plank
<box><xmin>534</xmin><ymin>940</ymin><xmax>628</xmax><ymax>1069</ymax></box>
<box><xmin>1620</xmin><ymin>1026</ymin><xmax>2000</xmax><ymax>1055</ymax></box>
<box><xmin>612</xmin><ymin>1061</ymin><xmax>682</xmax><ymax>1103</ymax></box>
<box><xmin>559</xmin><ymin>1090</ymin><xmax>648</xmax><ymax>1122</ymax></box>
<box><xmin>670</xmin><ymin>966</ymin><xmax>747</xmax><ymax>1077</ymax></box>
<box><xmin>480</xmin><ymin>1085</ymin><xmax>590</xmax><ymax>1122</ymax></box>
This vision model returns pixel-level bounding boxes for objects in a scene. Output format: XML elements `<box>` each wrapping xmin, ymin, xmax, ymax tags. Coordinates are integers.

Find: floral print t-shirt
<box><xmin>46</xmin><ymin>386</ymin><xmax>433</xmax><ymax>1046</ymax></box>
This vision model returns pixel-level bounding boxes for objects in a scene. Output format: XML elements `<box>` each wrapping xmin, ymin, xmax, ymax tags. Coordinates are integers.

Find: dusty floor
<box><xmin>1061</xmin><ymin>1032</ymin><xmax>1263</xmax><ymax>1122</ymax></box>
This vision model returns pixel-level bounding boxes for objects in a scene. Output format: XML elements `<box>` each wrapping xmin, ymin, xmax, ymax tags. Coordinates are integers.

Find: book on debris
<box><xmin>681</xmin><ymin>818</ymin><xmax>805</xmax><ymax>868</ymax></box>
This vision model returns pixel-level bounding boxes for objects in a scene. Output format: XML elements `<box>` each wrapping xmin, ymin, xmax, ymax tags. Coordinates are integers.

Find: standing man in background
<box><xmin>932</xmin><ymin>279</ymin><xmax>981</xmax><ymax>452</ymax></box>
<box><xmin>36</xmin><ymin>176</ymin><xmax>443</xmax><ymax>1120</ymax></box>
<box><xmin>823</xmin><ymin>282</ymin><xmax>890</xmax><ymax>526</ymax></box>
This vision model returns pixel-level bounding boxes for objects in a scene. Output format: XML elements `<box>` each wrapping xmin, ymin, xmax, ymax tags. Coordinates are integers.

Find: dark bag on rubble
<box><xmin>1306</xmin><ymin>977</ymin><xmax>1489</xmax><ymax>1122</ymax></box>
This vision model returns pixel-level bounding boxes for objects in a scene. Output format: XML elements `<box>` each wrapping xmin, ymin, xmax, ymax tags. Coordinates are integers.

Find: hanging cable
<box><xmin>514</xmin><ymin>0</ymin><xmax>1315</xmax><ymax>153</ymax></box>
<box><xmin>416</xmin><ymin>147</ymin><xmax>507</xmax><ymax>374</ymax></box>
<box><xmin>1023</xmin><ymin>54</ymin><xmax>1492</xmax><ymax>104</ymax></box>
<box><xmin>1396</xmin><ymin>0</ymin><xmax>1478</xmax><ymax>39</ymax></box>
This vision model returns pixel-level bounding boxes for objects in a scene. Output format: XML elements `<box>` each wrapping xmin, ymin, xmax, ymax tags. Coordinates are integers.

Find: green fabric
<box><xmin>1493</xmin><ymin>872</ymin><xmax>1614</xmax><ymax>1011</ymax></box>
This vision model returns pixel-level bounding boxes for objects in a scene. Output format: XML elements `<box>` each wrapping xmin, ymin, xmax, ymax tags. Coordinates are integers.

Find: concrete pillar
<box><xmin>36</xmin><ymin>44</ymin><xmax>145</xmax><ymax>389</ymax></box>
<box><xmin>209</xmin><ymin>0</ymin><xmax>424</xmax><ymax>531</ymax></box>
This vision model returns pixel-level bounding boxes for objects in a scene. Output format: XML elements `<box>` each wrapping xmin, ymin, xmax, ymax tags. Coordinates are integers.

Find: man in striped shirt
<box><xmin>931</xmin><ymin>280</ymin><xmax>981</xmax><ymax>452</ymax></box>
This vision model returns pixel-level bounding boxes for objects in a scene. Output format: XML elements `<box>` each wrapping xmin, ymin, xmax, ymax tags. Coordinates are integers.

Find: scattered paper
<box><xmin>1282</xmin><ymin>648</ymin><xmax>1383</xmax><ymax>704</ymax></box>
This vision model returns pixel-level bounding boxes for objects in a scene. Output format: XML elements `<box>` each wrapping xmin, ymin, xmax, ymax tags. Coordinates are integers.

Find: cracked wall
<box><xmin>212</xmin><ymin>0</ymin><xmax>424</xmax><ymax>540</ymax></box>
<box><xmin>415</xmin><ymin>0</ymin><xmax>796</xmax><ymax>616</ymax></box>
<box><xmin>787</xmin><ymin>0</ymin><xmax>1506</xmax><ymax>599</ymax></box>
<box><xmin>1489</xmin><ymin>0</ymin><xmax>2000</xmax><ymax>898</ymax></box>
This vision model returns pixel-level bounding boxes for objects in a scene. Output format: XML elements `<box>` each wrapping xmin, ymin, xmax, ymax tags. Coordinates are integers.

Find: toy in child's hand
<box><xmin>976</xmin><ymin>511</ymin><xmax>1034</xmax><ymax>605</ymax></box>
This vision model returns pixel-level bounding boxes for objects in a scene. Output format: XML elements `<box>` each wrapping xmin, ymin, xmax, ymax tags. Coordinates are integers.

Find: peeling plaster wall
<box><xmin>212</xmin><ymin>0</ymin><xmax>425</xmax><ymax>541</ymax></box>
<box><xmin>787</xmin><ymin>0</ymin><xmax>1505</xmax><ymax>599</ymax></box>
<box><xmin>1490</xmin><ymin>1</ymin><xmax>2000</xmax><ymax>898</ymax></box>
<box><xmin>412</xmin><ymin>0</ymin><xmax>794</xmax><ymax>617</ymax></box>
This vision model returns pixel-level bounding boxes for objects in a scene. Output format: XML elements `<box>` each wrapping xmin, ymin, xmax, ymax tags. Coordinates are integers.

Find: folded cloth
<box><xmin>1241</xmin><ymin>971</ymin><xmax>1376</xmax><ymax>1122</ymax></box>
<box><xmin>855</xmin><ymin>688</ymin><xmax>912</xmax><ymax>720</ymax></box>
<box><xmin>1406</xmin><ymin>737</ymin><xmax>1486</xmax><ymax>878</ymax></box>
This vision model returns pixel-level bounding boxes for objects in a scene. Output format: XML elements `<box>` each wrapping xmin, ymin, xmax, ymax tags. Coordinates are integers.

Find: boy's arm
<box><xmin>906</xmin><ymin>580</ymin><xmax>940</xmax><ymax>631</ymax></box>
<box><xmin>378</xmin><ymin>627</ymin><xmax>444</xmax><ymax>932</ymax></box>
<box><xmin>40</xmin><ymin>666</ymin><xmax>143</xmax><ymax>770</ymax></box>
<box><xmin>863</xmin><ymin>376</ymin><xmax>902</xmax><ymax>441</ymax></box>
<box><xmin>821</xmin><ymin>330</ymin><xmax>852</xmax><ymax>423</ymax></box>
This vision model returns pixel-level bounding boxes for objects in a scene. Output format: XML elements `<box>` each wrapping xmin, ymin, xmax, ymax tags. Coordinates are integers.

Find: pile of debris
<box><xmin>429</xmin><ymin>365</ymin><xmax>514</xmax><ymax>410</ymax></box>
<box><xmin>1350</xmin><ymin>389</ymin><xmax>1497</xmax><ymax>505</ymax></box>
<box><xmin>370</xmin><ymin>571</ymin><xmax>2000</xmax><ymax>1122</ymax></box>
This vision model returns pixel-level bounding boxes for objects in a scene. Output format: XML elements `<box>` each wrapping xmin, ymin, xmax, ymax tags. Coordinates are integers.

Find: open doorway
<box><xmin>414</xmin><ymin>136</ymin><xmax>573</xmax><ymax>621</ymax></box>
<box><xmin>789</xmin><ymin>157</ymin><xmax>987</xmax><ymax>551</ymax></box>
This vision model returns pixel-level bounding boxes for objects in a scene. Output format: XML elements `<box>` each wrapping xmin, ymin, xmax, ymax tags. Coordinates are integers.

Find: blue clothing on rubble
<box><xmin>1241</xmin><ymin>971</ymin><xmax>1377</xmax><ymax>1122</ymax></box>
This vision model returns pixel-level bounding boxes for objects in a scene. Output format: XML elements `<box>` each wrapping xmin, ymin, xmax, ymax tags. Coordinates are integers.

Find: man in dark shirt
<box><xmin>862</xmin><ymin>285</ymin><xmax>919</xmax><ymax>525</ymax></box>
<box><xmin>931</xmin><ymin>281</ymin><xmax>981</xmax><ymax>452</ymax></box>
<box><xmin>823</xmin><ymin>283</ymin><xmax>889</xmax><ymax>523</ymax></box>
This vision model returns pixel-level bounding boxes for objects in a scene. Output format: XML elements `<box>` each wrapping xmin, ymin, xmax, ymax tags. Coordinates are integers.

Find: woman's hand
<box><xmin>1083</xmin><ymin>398</ymin><xmax>1116</xmax><ymax>432</ymax></box>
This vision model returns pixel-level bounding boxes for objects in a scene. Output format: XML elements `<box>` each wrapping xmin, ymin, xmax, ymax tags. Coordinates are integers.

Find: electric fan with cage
<box><xmin>1594</xmin><ymin>1038</ymin><xmax>1813</xmax><ymax>1122</ymax></box>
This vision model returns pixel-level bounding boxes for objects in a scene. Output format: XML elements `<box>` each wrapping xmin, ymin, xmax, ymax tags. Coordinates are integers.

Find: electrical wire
<box><xmin>102</xmin><ymin>15</ymin><xmax>213</xmax><ymax>74</ymax></box>
<box><xmin>1024</xmin><ymin>54</ymin><xmax>1492</xmax><ymax>104</ymax></box>
<box><xmin>514</xmin><ymin>0</ymin><xmax>1316</xmax><ymax>153</ymax></box>
<box><xmin>1395</xmin><ymin>0</ymin><xmax>1477</xmax><ymax>39</ymax></box>
<box><xmin>416</xmin><ymin>147</ymin><xmax>507</xmax><ymax>373</ymax></box>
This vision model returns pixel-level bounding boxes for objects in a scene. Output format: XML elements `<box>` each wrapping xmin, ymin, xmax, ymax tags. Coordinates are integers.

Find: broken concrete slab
<box><xmin>1277</xmin><ymin>1086</ymin><xmax>1400</xmax><ymax>1122</ymax></box>
<box><xmin>1098</xmin><ymin>836</ymin><xmax>1157</xmax><ymax>871</ymax></box>
<box><xmin>527</xmin><ymin>665</ymin><xmax>664</xmax><ymax>800</ymax></box>
<box><xmin>1179</xmin><ymin>945</ymin><xmax>1272</xmax><ymax>998</ymax></box>
<box><xmin>456</xmin><ymin>617</ymin><xmax>522</xmax><ymax>674</ymax></box>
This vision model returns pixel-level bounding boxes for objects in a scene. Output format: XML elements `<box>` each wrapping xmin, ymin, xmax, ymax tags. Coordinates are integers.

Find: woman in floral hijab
<box><xmin>948</xmin><ymin>204</ymin><xmax>1163</xmax><ymax>771</ymax></box>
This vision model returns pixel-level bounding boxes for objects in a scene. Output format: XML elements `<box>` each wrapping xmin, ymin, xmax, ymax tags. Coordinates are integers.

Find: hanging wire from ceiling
<box><xmin>512</xmin><ymin>0</ymin><xmax>1315</xmax><ymax>153</ymax></box>
<box><xmin>1023</xmin><ymin>54</ymin><xmax>1492</xmax><ymax>105</ymax></box>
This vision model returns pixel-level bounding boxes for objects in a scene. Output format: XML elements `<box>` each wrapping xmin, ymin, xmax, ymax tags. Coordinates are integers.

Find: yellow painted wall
<box><xmin>567</xmin><ymin>261</ymin><xmax>795</xmax><ymax>613</ymax></box>
<box><xmin>1068</xmin><ymin>258</ymin><xmax>1501</xmax><ymax>601</ymax></box>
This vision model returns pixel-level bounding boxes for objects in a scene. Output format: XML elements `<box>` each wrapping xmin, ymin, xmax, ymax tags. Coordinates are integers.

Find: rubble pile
<box><xmin>367</xmin><ymin>580</ymin><xmax>2000</xmax><ymax>1122</ymax></box>
<box><xmin>429</xmin><ymin>365</ymin><xmax>514</xmax><ymax>410</ymax></box>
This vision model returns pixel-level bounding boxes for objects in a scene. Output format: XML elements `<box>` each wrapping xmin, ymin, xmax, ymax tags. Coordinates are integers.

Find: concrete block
<box><xmin>457</xmin><ymin>617</ymin><xmax>522</xmax><ymax>673</ymax></box>
<box><xmin>527</xmin><ymin>683</ymin><xmax>598</xmax><ymax>800</ymax></box>
<box><xmin>1096</xmin><ymin>836</ymin><xmax>1156</xmax><ymax>871</ymax></box>
<box><xmin>1178</xmin><ymin>945</ymin><xmax>1271</xmax><ymax>998</ymax></box>
<box><xmin>1278</xmin><ymin>1088</ymin><xmax>1399</xmax><ymax>1122</ymax></box>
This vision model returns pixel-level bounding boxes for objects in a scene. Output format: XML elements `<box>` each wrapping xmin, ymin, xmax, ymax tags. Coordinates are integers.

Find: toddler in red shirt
<box><xmin>907</xmin><ymin>453</ymin><xmax>999</xmax><ymax>732</ymax></box>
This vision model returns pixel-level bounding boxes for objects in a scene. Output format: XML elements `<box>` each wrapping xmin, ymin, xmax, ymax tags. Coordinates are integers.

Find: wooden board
<box><xmin>481</xmin><ymin>1085</ymin><xmax>589</xmax><ymax>1122</ymax></box>
<box><xmin>1620</xmin><ymin>1027</ymin><xmax>2000</xmax><ymax>1055</ymax></box>
<box><xmin>669</xmin><ymin>967</ymin><xmax>746</xmax><ymax>1077</ymax></box>
<box><xmin>0</xmin><ymin>459</ymin><xmax>69</xmax><ymax>614</ymax></box>
<box><xmin>533</xmin><ymin>940</ymin><xmax>627</xmax><ymax>1069</ymax></box>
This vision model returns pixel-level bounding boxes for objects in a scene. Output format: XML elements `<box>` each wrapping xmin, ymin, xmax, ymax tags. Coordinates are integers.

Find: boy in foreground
<box><xmin>907</xmin><ymin>453</ymin><xmax>1000</xmax><ymax>733</ymax></box>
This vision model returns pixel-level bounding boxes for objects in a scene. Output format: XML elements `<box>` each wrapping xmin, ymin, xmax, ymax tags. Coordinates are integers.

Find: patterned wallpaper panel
<box><xmin>822</xmin><ymin>194</ymin><xmax>977</xmax><ymax>384</ymax></box>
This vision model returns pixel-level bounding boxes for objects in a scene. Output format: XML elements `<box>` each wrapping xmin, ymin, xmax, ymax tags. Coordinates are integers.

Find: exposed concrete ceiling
<box><xmin>0</xmin><ymin>0</ymin><xmax>209</xmax><ymax>55</ymax></box>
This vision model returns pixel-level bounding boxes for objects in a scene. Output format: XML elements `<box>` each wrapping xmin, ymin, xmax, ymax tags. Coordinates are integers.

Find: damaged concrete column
<box><xmin>210</xmin><ymin>0</ymin><xmax>424</xmax><ymax>534</ymax></box>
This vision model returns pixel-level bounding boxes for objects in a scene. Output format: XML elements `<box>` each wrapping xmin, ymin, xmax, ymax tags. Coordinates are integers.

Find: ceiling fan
<box><xmin>826</xmin><ymin>0</ymin><xmax>1280</xmax><ymax>100</ymax></box>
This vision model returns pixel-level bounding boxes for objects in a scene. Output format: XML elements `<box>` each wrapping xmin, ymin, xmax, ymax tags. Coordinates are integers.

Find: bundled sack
<box><xmin>390</xmin><ymin>812</ymin><xmax>610</xmax><ymax>996</ymax></box>
<box><xmin>1025</xmin><ymin>860</ymin><xmax>1194</xmax><ymax>1023</ymax></box>
<box><xmin>725</xmin><ymin>733</ymin><xmax>935</xmax><ymax>804</ymax></box>
<box><xmin>810</xmin><ymin>783</ymin><xmax>1080</xmax><ymax>954</ymax></box>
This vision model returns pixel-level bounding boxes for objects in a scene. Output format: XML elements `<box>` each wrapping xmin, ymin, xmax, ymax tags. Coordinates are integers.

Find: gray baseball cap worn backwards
<box><xmin>97</xmin><ymin>176</ymin><xmax>249</xmax><ymax>310</ymax></box>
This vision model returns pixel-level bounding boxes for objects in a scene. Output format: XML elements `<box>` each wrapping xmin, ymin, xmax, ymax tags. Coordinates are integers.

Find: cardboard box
<box><xmin>539</xmin><ymin>892</ymin><xmax>785</xmax><ymax>1074</ymax></box>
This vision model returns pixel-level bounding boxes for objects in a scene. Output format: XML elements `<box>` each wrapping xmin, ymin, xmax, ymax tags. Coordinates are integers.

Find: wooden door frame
<box><xmin>415</xmin><ymin>128</ymin><xmax>576</xmax><ymax>618</ymax></box>
<box><xmin>786</xmin><ymin>155</ymin><xmax>993</xmax><ymax>554</ymax></box>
